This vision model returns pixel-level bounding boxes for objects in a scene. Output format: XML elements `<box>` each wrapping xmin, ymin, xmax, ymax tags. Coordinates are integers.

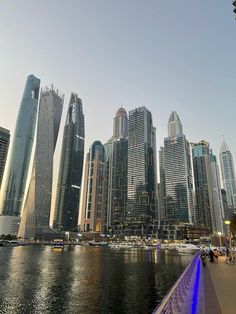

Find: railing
<box><xmin>153</xmin><ymin>251</ymin><xmax>204</xmax><ymax>314</ymax></box>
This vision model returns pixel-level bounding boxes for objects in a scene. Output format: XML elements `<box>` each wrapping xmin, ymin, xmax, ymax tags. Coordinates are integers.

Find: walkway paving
<box><xmin>204</xmin><ymin>256</ymin><xmax>236</xmax><ymax>314</ymax></box>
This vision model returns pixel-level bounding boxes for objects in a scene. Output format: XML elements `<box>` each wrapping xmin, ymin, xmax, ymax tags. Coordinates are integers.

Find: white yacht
<box><xmin>176</xmin><ymin>243</ymin><xmax>199</xmax><ymax>254</ymax></box>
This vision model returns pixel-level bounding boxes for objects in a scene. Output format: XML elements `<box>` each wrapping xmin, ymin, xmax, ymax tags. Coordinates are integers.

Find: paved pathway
<box><xmin>204</xmin><ymin>255</ymin><xmax>236</xmax><ymax>314</ymax></box>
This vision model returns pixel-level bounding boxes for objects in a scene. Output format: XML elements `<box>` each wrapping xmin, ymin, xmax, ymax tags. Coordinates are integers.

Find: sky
<box><xmin>0</xmin><ymin>1</ymin><xmax>235</xmax><ymax>210</ymax></box>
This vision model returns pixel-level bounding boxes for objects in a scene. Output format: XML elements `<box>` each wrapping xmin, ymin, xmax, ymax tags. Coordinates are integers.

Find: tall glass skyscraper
<box><xmin>192</xmin><ymin>141</ymin><xmax>224</xmax><ymax>233</ymax></box>
<box><xmin>0</xmin><ymin>75</ymin><xmax>40</xmax><ymax>216</ymax></box>
<box><xmin>53</xmin><ymin>93</ymin><xmax>85</xmax><ymax>232</ymax></box>
<box><xmin>18</xmin><ymin>86</ymin><xmax>64</xmax><ymax>239</ymax></box>
<box><xmin>0</xmin><ymin>127</ymin><xmax>10</xmax><ymax>189</ymax></box>
<box><xmin>81</xmin><ymin>141</ymin><xmax>104</xmax><ymax>233</ymax></box>
<box><xmin>164</xmin><ymin>112</ymin><xmax>193</xmax><ymax>223</ymax></box>
<box><xmin>219</xmin><ymin>141</ymin><xmax>236</xmax><ymax>211</ymax></box>
<box><xmin>126</xmin><ymin>106</ymin><xmax>157</xmax><ymax>235</ymax></box>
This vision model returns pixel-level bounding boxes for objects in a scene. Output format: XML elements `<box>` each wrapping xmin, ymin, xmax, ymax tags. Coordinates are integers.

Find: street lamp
<box><xmin>217</xmin><ymin>231</ymin><xmax>222</xmax><ymax>247</ymax></box>
<box><xmin>224</xmin><ymin>220</ymin><xmax>231</xmax><ymax>250</ymax></box>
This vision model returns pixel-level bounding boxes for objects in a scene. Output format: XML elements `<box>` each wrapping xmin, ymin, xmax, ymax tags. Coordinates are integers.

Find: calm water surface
<box><xmin>0</xmin><ymin>246</ymin><xmax>192</xmax><ymax>314</ymax></box>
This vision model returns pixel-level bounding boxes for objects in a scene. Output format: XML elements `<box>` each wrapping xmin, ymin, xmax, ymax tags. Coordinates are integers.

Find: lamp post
<box><xmin>224</xmin><ymin>220</ymin><xmax>231</xmax><ymax>250</ymax></box>
<box><xmin>217</xmin><ymin>231</ymin><xmax>222</xmax><ymax>247</ymax></box>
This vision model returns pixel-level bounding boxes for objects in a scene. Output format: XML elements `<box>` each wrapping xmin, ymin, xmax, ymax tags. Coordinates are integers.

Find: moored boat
<box><xmin>52</xmin><ymin>239</ymin><xmax>64</xmax><ymax>250</ymax></box>
<box><xmin>176</xmin><ymin>243</ymin><xmax>199</xmax><ymax>254</ymax></box>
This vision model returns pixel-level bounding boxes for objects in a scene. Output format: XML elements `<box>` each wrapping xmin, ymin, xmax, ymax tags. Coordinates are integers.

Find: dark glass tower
<box><xmin>126</xmin><ymin>106</ymin><xmax>157</xmax><ymax>235</ymax></box>
<box><xmin>0</xmin><ymin>75</ymin><xmax>40</xmax><ymax>216</ymax></box>
<box><xmin>53</xmin><ymin>93</ymin><xmax>85</xmax><ymax>232</ymax></box>
<box><xmin>0</xmin><ymin>127</ymin><xmax>10</xmax><ymax>189</ymax></box>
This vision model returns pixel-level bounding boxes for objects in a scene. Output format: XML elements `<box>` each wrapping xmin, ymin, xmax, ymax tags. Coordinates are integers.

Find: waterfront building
<box><xmin>102</xmin><ymin>107</ymin><xmax>128</xmax><ymax>235</ymax></box>
<box><xmin>0</xmin><ymin>127</ymin><xmax>10</xmax><ymax>189</ymax></box>
<box><xmin>158</xmin><ymin>146</ymin><xmax>166</xmax><ymax>221</ymax></box>
<box><xmin>192</xmin><ymin>141</ymin><xmax>224</xmax><ymax>233</ymax></box>
<box><xmin>0</xmin><ymin>75</ymin><xmax>40</xmax><ymax>217</ymax></box>
<box><xmin>53</xmin><ymin>93</ymin><xmax>84</xmax><ymax>232</ymax></box>
<box><xmin>102</xmin><ymin>138</ymin><xmax>114</xmax><ymax>233</ymax></box>
<box><xmin>18</xmin><ymin>86</ymin><xmax>64</xmax><ymax>239</ymax></box>
<box><xmin>0</xmin><ymin>216</ymin><xmax>20</xmax><ymax>236</ymax></box>
<box><xmin>81</xmin><ymin>141</ymin><xmax>105</xmax><ymax>233</ymax></box>
<box><xmin>126</xmin><ymin>106</ymin><xmax>157</xmax><ymax>235</ymax></box>
<box><xmin>221</xmin><ymin>189</ymin><xmax>231</xmax><ymax>220</ymax></box>
<box><xmin>219</xmin><ymin>141</ymin><xmax>236</xmax><ymax>212</ymax></box>
<box><xmin>164</xmin><ymin>112</ymin><xmax>193</xmax><ymax>223</ymax></box>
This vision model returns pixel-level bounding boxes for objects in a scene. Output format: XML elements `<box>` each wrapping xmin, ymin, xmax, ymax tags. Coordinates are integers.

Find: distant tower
<box><xmin>219</xmin><ymin>141</ymin><xmax>236</xmax><ymax>211</ymax></box>
<box><xmin>53</xmin><ymin>93</ymin><xmax>85</xmax><ymax>232</ymax></box>
<box><xmin>164</xmin><ymin>112</ymin><xmax>193</xmax><ymax>223</ymax></box>
<box><xmin>192</xmin><ymin>141</ymin><xmax>224</xmax><ymax>233</ymax></box>
<box><xmin>0</xmin><ymin>127</ymin><xmax>10</xmax><ymax>189</ymax></box>
<box><xmin>113</xmin><ymin>107</ymin><xmax>128</xmax><ymax>139</ymax></box>
<box><xmin>81</xmin><ymin>141</ymin><xmax>105</xmax><ymax>233</ymax></box>
<box><xmin>0</xmin><ymin>75</ymin><xmax>40</xmax><ymax>216</ymax></box>
<box><xmin>103</xmin><ymin>107</ymin><xmax>128</xmax><ymax>234</ymax></box>
<box><xmin>18</xmin><ymin>86</ymin><xmax>64</xmax><ymax>239</ymax></box>
<box><xmin>127</xmin><ymin>106</ymin><xmax>157</xmax><ymax>235</ymax></box>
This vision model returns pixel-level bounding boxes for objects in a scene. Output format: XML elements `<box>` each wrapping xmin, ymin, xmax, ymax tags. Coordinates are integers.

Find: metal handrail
<box><xmin>153</xmin><ymin>251</ymin><xmax>203</xmax><ymax>314</ymax></box>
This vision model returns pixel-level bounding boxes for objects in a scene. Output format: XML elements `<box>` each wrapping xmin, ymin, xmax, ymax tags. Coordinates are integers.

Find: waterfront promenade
<box><xmin>204</xmin><ymin>256</ymin><xmax>236</xmax><ymax>314</ymax></box>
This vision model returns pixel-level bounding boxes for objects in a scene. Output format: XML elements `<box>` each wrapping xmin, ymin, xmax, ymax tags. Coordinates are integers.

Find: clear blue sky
<box><xmin>0</xmin><ymin>0</ymin><xmax>235</xmax><ymax>174</ymax></box>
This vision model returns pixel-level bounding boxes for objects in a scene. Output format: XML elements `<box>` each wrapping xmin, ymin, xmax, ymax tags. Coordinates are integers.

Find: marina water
<box><xmin>0</xmin><ymin>246</ymin><xmax>192</xmax><ymax>314</ymax></box>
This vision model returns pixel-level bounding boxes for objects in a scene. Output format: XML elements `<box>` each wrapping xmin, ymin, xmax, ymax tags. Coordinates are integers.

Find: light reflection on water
<box><xmin>0</xmin><ymin>246</ymin><xmax>192</xmax><ymax>314</ymax></box>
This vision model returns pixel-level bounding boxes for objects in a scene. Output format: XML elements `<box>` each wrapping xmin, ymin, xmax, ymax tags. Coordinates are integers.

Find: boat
<box><xmin>119</xmin><ymin>242</ymin><xmax>137</xmax><ymax>249</ymax></box>
<box><xmin>52</xmin><ymin>239</ymin><xmax>64</xmax><ymax>250</ymax></box>
<box><xmin>175</xmin><ymin>243</ymin><xmax>199</xmax><ymax>254</ymax></box>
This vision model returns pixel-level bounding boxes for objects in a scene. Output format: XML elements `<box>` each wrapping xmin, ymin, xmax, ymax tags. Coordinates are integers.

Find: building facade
<box><xmin>53</xmin><ymin>93</ymin><xmax>85</xmax><ymax>232</ymax></box>
<box><xmin>164</xmin><ymin>112</ymin><xmax>193</xmax><ymax>223</ymax></box>
<box><xmin>126</xmin><ymin>106</ymin><xmax>157</xmax><ymax>235</ymax></box>
<box><xmin>219</xmin><ymin>141</ymin><xmax>236</xmax><ymax>211</ymax></box>
<box><xmin>18</xmin><ymin>86</ymin><xmax>64</xmax><ymax>239</ymax></box>
<box><xmin>192</xmin><ymin>141</ymin><xmax>224</xmax><ymax>233</ymax></box>
<box><xmin>102</xmin><ymin>108</ymin><xmax>128</xmax><ymax>235</ymax></box>
<box><xmin>81</xmin><ymin>141</ymin><xmax>105</xmax><ymax>233</ymax></box>
<box><xmin>0</xmin><ymin>75</ymin><xmax>40</xmax><ymax>216</ymax></box>
<box><xmin>0</xmin><ymin>127</ymin><xmax>10</xmax><ymax>189</ymax></box>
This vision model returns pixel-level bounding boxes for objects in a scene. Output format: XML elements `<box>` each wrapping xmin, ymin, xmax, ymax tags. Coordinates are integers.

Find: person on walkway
<box><xmin>201</xmin><ymin>250</ymin><xmax>206</xmax><ymax>266</ymax></box>
<box><xmin>213</xmin><ymin>249</ymin><xmax>219</xmax><ymax>263</ymax></box>
<box><xmin>209</xmin><ymin>250</ymin><xmax>215</xmax><ymax>263</ymax></box>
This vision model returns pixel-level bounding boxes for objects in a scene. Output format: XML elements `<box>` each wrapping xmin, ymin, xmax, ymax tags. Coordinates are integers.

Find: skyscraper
<box><xmin>192</xmin><ymin>141</ymin><xmax>224</xmax><ymax>233</ymax></box>
<box><xmin>103</xmin><ymin>107</ymin><xmax>128</xmax><ymax>235</ymax></box>
<box><xmin>164</xmin><ymin>112</ymin><xmax>193</xmax><ymax>223</ymax></box>
<box><xmin>0</xmin><ymin>127</ymin><xmax>10</xmax><ymax>189</ymax></box>
<box><xmin>18</xmin><ymin>86</ymin><xmax>64</xmax><ymax>239</ymax></box>
<box><xmin>158</xmin><ymin>146</ymin><xmax>166</xmax><ymax>221</ymax></box>
<box><xmin>81</xmin><ymin>141</ymin><xmax>105</xmax><ymax>233</ymax></box>
<box><xmin>53</xmin><ymin>93</ymin><xmax>85</xmax><ymax>232</ymax></box>
<box><xmin>126</xmin><ymin>106</ymin><xmax>157</xmax><ymax>235</ymax></box>
<box><xmin>0</xmin><ymin>75</ymin><xmax>40</xmax><ymax>216</ymax></box>
<box><xmin>219</xmin><ymin>141</ymin><xmax>236</xmax><ymax>211</ymax></box>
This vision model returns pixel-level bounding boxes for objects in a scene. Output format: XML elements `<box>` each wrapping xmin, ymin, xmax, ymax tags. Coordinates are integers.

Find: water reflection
<box><xmin>0</xmin><ymin>246</ymin><xmax>192</xmax><ymax>314</ymax></box>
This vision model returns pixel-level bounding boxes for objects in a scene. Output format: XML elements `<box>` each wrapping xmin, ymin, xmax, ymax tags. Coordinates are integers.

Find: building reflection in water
<box><xmin>0</xmin><ymin>246</ymin><xmax>192</xmax><ymax>314</ymax></box>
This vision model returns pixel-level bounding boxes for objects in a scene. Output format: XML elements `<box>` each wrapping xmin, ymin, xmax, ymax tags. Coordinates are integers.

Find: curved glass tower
<box><xmin>53</xmin><ymin>93</ymin><xmax>85</xmax><ymax>232</ymax></box>
<box><xmin>18</xmin><ymin>86</ymin><xmax>64</xmax><ymax>239</ymax></box>
<box><xmin>0</xmin><ymin>75</ymin><xmax>40</xmax><ymax>216</ymax></box>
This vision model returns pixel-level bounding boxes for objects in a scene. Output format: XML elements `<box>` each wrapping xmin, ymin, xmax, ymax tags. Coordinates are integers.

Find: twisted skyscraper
<box><xmin>18</xmin><ymin>86</ymin><xmax>64</xmax><ymax>239</ymax></box>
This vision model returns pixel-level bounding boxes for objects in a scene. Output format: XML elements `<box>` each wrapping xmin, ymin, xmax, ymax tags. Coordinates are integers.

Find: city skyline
<box><xmin>0</xmin><ymin>2</ymin><xmax>235</xmax><ymax>164</ymax></box>
<box><xmin>0</xmin><ymin>1</ymin><xmax>235</xmax><ymax>218</ymax></box>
